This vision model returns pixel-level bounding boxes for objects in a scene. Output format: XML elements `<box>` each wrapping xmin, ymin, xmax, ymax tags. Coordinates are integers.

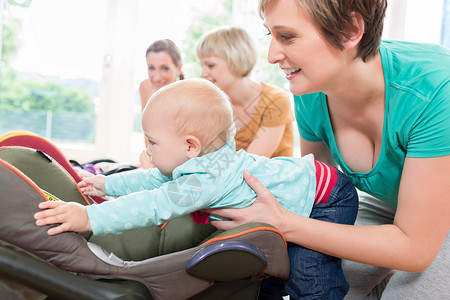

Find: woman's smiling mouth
<box><xmin>283</xmin><ymin>67</ymin><xmax>301</xmax><ymax>80</ymax></box>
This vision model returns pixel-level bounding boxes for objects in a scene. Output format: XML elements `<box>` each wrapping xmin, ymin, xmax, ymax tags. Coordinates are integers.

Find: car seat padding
<box><xmin>0</xmin><ymin>147</ymin><xmax>290</xmax><ymax>300</ymax></box>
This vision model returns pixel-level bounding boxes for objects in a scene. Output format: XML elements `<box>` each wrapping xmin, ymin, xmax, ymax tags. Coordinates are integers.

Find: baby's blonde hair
<box><xmin>147</xmin><ymin>79</ymin><xmax>235</xmax><ymax>154</ymax></box>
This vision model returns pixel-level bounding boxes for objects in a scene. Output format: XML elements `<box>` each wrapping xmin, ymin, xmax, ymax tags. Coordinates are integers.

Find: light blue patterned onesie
<box><xmin>86</xmin><ymin>141</ymin><xmax>316</xmax><ymax>236</ymax></box>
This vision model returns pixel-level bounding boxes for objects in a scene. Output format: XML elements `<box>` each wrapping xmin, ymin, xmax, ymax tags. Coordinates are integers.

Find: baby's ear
<box><xmin>186</xmin><ymin>135</ymin><xmax>202</xmax><ymax>158</ymax></box>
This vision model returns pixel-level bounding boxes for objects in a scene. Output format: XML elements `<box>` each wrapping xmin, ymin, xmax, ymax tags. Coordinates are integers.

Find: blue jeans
<box><xmin>260</xmin><ymin>168</ymin><xmax>358</xmax><ymax>300</ymax></box>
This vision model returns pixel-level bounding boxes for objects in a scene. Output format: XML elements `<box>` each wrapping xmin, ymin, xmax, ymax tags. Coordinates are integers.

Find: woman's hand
<box><xmin>205</xmin><ymin>170</ymin><xmax>286</xmax><ymax>230</ymax></box>
<box><xmin>34</xmin><ymin>201</ymin><xmax>92</xmax><ymax>235</ymax></box>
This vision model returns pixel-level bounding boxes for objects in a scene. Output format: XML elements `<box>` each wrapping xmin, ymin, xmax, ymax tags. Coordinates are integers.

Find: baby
<box><xmin>35</xmin><ymin>78</ymin><xmax>358</xmax><ymax>296</ymax></box>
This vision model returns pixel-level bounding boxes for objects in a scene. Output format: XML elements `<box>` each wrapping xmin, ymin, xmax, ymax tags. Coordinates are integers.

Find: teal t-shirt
<box><xmin>295</xmin><ymin>41</ymin><xmax>450</xmax><ymax>207</ymax></box>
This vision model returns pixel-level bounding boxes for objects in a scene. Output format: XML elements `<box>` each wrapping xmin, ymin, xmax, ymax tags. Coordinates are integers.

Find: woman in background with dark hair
<box><xmin>139</xmin><ymin>39</ymin><xmax>184</xmax><ymax>111</ymax></box>
<box><xmin>139</xmin><ymin>39</ymin><xmax>184</xmax><ymax>169</ymax></box>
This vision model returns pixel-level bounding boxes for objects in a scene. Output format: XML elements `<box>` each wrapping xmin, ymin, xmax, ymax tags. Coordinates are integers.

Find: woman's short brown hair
<box><xmin>259</xmin><ymin>0</ymin><xmax>387</xmax><ymax>62</ymax></box>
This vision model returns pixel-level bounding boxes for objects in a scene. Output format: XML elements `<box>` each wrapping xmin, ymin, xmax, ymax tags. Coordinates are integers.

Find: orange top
<box><xmin>235</xmin><ymin>83</ymin><xmax>294</xmax><ymax>157</ymax></box>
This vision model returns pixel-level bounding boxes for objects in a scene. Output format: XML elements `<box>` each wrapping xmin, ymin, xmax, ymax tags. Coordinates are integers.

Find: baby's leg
<box><xmin>285</xmin><ymin>169</ymin><xmax>359</xmax><ymax>299</ymax></box>
<box><xmin>285</xmin><ymin>243</ymin><xmax>349</xmax><ymax>299</ymax></box>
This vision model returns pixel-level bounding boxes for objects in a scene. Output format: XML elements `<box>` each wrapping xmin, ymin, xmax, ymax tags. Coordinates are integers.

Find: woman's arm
<box><xmin>139</xmin><ymin>79</ymin><xmax>156</xmax><ymax>162</ymax></box>
<box><xmin>245</xmin><ymin>124</ymin><xmax>286</xmax><ymax>157</ymax></box>
<box><xmin>209</xmin><ymin>156</ymin><xmax>450</xmax><ymax>272</ymax></box>
<box><xmin>282</xmin><ymin>155</ymin><xmax>449</xmax><ymax>272</ymax></box>
<box><xmin>139</xmin><ymin>79</ymin><xmax>153</xmax><ymax>111</ymax></box>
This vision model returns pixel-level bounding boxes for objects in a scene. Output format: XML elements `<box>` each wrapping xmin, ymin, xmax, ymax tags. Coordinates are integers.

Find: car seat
<box><xmin>0</xmin><ymin>130</ymin><xmax>106</xmax><ymax>203</ymax></box>
<box><xmin>0</xmin><ymin>146</ymin><xmax>290</xmax><ymax>300</ymax></box>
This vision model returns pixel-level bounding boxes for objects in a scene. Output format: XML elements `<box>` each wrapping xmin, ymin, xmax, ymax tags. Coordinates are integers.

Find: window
<box><xmin>1</xmin><ymin>0</ymin><xmax>274</xmax><ymax>163</ymax></box>
<box><xmin>1</xmin><ymin>0</ymin><xmax>448</xmax><ymax>164</ymax></box>
<box><xmin>1</xmin><ymin>0</ymin><xmax>107</xmax><ymax>156</ymax></box>
<box><xmin>443</xmin><ymin>0</ymin><xmax>450</xmax><ymax>47</ymax></box>
<box><xmin>383</xmin><ymin>0</ymin><xmax>446</xmax><ymax>44</ymax></box>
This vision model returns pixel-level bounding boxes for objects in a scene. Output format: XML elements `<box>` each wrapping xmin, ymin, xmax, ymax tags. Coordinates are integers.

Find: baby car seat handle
<box><xmin>186</xmin><ymin>241</ymin><xmax>267</xmax><ymax>281</ymax></box>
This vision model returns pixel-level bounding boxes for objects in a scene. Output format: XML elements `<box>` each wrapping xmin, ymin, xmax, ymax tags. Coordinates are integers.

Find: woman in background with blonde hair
<box><xmin>197</xmin><ymin>26</ymin><xmax>294</xmax><ymax>158</ymax></box>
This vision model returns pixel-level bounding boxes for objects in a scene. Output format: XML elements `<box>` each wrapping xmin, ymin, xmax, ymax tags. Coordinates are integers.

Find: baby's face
<box><xmin>142</xmin><ymin>107</ymin><xmax>189</xmax><ymax>177</ymax></box>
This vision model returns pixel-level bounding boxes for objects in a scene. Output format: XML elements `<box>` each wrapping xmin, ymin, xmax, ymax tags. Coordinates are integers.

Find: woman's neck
<box><xmin>326</xmin><ymin>53</ymin><xmax>384</xmax><ymax>109</ymax></box>
<box><xmin>224</xmin><ymin>77</ymin><xmax>262</xmax><ymax>107</ymax></box>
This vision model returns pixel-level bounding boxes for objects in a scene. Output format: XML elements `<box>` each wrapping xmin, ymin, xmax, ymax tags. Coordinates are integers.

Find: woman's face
<box><xmin>199</xmin><ymin>56</ymin><xmax>237</xmax><ymax>93</ymax></box>
<box><xmin>263</xmin><ymin>0</ymin><xmax>346</xmax><ymax>96</ymax></box>
<box><xmin>146</xmin><ymin>51</ymin><xmax>182</xmax><ymax>91</ymax></box>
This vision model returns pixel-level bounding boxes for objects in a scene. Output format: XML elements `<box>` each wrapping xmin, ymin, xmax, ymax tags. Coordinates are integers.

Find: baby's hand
<box><xmin>74</xmin><ymin>168</ymin><xmax>95</xmax><ymax>179</ymax></box>
<box><xmin>34</xmin><ymin>201</ymin><xmax>92</xmax><ymax>235</ymax></box>
<box><xmin>78</xmin><ymin>175</ymin><xmax>107</xmax><ymax>197</ymax></box>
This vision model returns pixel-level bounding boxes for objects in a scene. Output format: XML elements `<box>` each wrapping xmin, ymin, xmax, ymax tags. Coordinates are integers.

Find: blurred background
<box><xmin>0</xmin><ymin>0</ymin><xmax>448</xmax><ymax>165</ymax></box>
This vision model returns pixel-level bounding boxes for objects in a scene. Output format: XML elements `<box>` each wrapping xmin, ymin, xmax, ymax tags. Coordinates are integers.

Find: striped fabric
<box><xmin>314</xmin><ymin>160</ymin><xmax>338</xmax><ymax>205</ymax></box>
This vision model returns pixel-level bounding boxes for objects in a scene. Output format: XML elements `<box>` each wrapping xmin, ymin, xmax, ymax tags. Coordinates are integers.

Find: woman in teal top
<box><xmin>208</xmin><ymin>0</ymin><xmax>450</xmax><ymax>298</ymax></box>
<box><xmin>295</xmin><ymin>40</ymin><xmax>450</xmax><ymax>208</ymax></box>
